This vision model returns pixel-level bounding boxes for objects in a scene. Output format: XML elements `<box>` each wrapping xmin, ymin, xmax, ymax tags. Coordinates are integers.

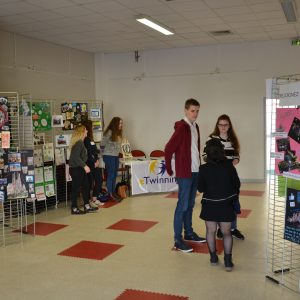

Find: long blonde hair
<box><xmin>69</xmin><ymin>125</ymin><xmax>86</xmax><ymax>149</ymax></box>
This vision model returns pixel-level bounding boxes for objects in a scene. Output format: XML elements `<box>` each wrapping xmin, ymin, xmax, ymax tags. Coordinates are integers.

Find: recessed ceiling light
<box><xmin>136</xmin><ymin>15</ymin><xmax>174</xmax><ymax>35</ymax></box>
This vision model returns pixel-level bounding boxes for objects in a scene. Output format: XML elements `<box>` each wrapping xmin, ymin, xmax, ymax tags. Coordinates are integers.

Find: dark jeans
<box><xmin>174</xmin><ymin>172</ymin><xmax>198</xmax><ymax>241</ymax></box>
<box><xmin>70</xmin><ymin>167</ymin><xmax>89</xmax><ymax>209</ymax></box>
<box><xmin>87</xmin><ymin>167</ymin><xmax>103</xmax><ymax>197</ymax></box>
<box><xmin>103</xmin><ymin>155</ymin><xmax>119</xmax><ymax>194</ymax></box>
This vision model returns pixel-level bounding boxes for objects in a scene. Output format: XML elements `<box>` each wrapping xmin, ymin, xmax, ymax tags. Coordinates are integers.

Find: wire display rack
<box><xmin>266</xmin><ymin>76</ymin><xmax>300</xmax><ymax>294</ymax></box>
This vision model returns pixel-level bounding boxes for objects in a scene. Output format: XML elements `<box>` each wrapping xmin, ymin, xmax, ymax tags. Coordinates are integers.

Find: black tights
<box><xmin>205</xmin><ymin>221</ymin><xmax>233</xmax><ymax>255</ymax></box>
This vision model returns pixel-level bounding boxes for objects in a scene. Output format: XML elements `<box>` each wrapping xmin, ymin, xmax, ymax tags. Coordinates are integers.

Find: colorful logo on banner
<box><xmin>139</xmin><ymin>160</ymin><xmax>176</xmax><ymax>185</ymax></box>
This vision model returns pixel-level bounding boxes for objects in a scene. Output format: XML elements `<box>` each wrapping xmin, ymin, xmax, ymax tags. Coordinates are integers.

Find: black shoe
<box><xmin>224</xmin><ymin>254</ymin><xmax>234</xmax><ymax>272</ymax></box>
<box><xmin>71</xmin><ymin>208</ymin><xmax>85</xmax><ymax>215</ymax></box>
<box><xmin>174</xmin><ymin>240</ymin><xmax>193</xmax><ymax>253</ymax></box>
<box><xmin>184</xmin><ymin>232</ymin><xmax>206</xmax><ymax>243</ymax></box>
<box><xmin>231</xmin><ymin>229</ymin><xmax>245</xmax><ymax>240</ymax></box>
<box><xmin>84</xmin><ymin>205</ymin><xmax>98</xmax><ymax>213</ymax></box>
<box><xmin>216</xmin><ymin>228</ymin><xmax>223</xmax><ymax>239</ymax></box>
<box><xmin>210</xmin><ymin>252</ymin><xmax>219</xmax><ymax>265</ymax></box>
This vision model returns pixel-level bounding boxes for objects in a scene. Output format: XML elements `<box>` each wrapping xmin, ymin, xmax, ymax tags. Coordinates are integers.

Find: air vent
<box><xmin>210</xmin><ymin>30</ymin><xmax>233</xmax><ymax>36</ymax></box>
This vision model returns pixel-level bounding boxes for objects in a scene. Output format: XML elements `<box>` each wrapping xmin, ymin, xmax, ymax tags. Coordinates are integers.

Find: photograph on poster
<box><xmin>55</xmin><ymin>134</ymin><xmax>71</xmax><ymax>148</ymax></box>
<box><xmin>9</xmin><ymin>163</ymin><xmax>21</xmax><ymax>172</ymax></box>
<box><xmin>22</xmin><ymin>166</ymin><xmax>28</xmax><ymax>174</ymax></box>
<box><xmin>61</xmin><ymin>102</ymin><xmax>88</xmax><ymax>130</ymax></box>
<box><xmin>33</xmin><ymin>132</ymin><xmax>45</xmax><ymax>145</ymax></box>
<box><xmin>284</xmin><ymin>188</ymin><xmax>300</xmax><ymax>244</ymax></box>
<box><xmin>8</xmin><ymin>153</ymin><xmax>21</xmax><ymax>163</ymax></box>
<box><xmin>90</xmin><ymin>108</ymin><xmax>100</xmax><ymax>119</ymax></box>
<box><xmin>51</xmin><ymin>115</ymin><xmax>63</xmax><ymax>127</ymax></box>
<box><xmin>275</xmin><ymin>108</ymin><xmax>300</xmax><ymax>177</ymax></box>
<box><xmin>28</xmin><ymin>183</ymin><xmax>34</xmax><ymax>193</ymax></box>
<box><xmin>26</xmin><ymin>175</ymin><xmax>34</xmax><ymax>183</ymax></box>
<box><xmin>1</xmin><ymin>131</ymin><xmax>10</xmax><ymax>149</ymax></box>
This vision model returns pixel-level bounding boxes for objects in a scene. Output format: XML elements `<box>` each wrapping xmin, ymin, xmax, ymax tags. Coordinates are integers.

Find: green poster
<box><xmin>32</xmin><ymin>102</ymin><xmax>51</xmax><ymax>131</ymax></box>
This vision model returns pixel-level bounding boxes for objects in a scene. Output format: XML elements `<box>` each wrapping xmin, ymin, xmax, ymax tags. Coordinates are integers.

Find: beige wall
<box><xmin>95</xmin><ymin>39</ymin><xmax>300</xmax><ymax>182</ymax></box>
<box><xmin>0</xmin><ymin>30</ymin><xmax>95</xmax><ymax>100</ymax></box>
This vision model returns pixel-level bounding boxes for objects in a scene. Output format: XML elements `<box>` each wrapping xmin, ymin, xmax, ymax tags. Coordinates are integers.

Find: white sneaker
<box><xmin>89</xmin><ymin>201</ymin><xmax>98</xmax><ymax>208</ymax></box>
<box><xmin>93</xmin><ymin>199</ymin><xmax>102</xmax><ymax>205</ymax></box>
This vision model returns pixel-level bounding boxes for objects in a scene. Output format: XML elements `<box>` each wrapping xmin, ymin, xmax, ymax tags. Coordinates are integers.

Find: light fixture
<box><xmin>280</xmin><ymin>0</ymin><xmax>297</xmax><ymax>23</ymax></box>
<box><xmin>136</xmin><ymin>15</ymin><xmax>174</xmax><ymax>35</ymax></box>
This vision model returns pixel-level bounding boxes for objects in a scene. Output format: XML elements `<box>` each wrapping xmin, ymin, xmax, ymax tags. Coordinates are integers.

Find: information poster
<box><xmin>61</xmin><ymin>102</ymin><xmax>88</xmax><ymax>130</ymax></box>
<box><xmin>284</xmin><ymin>188</ymin><xmax>300</xmax><ymax>244</ymax></box>
<box><xmin>32</xmin><ymin>102</ymin><xmax>51</xmax><ymax>131</ymax></box>
<box><xmin>275</xmin><ymin>108</ymin><xmax>300</xmax><ymax>179</ymax></box>
<box><xmin>6</xmin><ymin>150</ymin><xmax>35</xmax><ymax>199</ymax></box>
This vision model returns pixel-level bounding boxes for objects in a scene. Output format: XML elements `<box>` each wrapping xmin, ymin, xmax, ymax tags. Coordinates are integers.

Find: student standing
<box><xmin>165</xmin><ymin>98</ymin><xmax>206</xmax><ymax>253</ymax></box>
<box><xmin>69</xmin><ymin>125</ymin><xmax>98</xmax><ymax>214</ymax></box>
<box><xmin>83</xmin><ymin>120</ymin><xmax>103</xmax><ymax>207</ymax></box>
<box><xmin>207</xmin><ymin>114</ymin><xmax>244</xmax><ymax>240</ymax></box>
<box><xmin>198</xmin><ymin>138</ymin><xmax>240</xmax><ymax>271</ymax></box>
<box><xmin>101</xmin><ymin>117</ymin><xmax>123</xmax><ymax>202</ymax></box>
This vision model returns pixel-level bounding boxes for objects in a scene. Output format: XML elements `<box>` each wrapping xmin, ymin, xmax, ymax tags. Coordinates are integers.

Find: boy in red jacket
<box><xmin>165</xmin><ymin>98</ymin><xmax>206</xmax><ymax>252</ymax></box>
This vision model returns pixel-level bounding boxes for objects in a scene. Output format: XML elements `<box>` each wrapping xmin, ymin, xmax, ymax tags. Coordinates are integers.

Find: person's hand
<box><xmin>84</xmin><ymin>165</ymin><xmax>90</xmax><ymax>173</ymax></box>
<box><xmin>95</xmin><ymin>160</ymin><xmax>100</xmax><ymax>168</ymax></box>
<box><xmin>232</xmin><ymin>159</ymin><xmax>239</xmax><ymax>166</ymax></box>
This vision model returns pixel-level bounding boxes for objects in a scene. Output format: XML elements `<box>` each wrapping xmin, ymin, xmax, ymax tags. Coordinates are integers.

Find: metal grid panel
<box><xmin>266</xmin><ymin>77</ymin><xmax>300</xmax><ymax>294</ymax></box>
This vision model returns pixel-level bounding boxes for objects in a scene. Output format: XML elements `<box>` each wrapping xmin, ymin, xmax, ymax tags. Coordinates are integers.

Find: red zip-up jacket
<box><xmin>164</xmin><ymin>119</ymin><xmax>200</xmax><ymax>178</ymax></box>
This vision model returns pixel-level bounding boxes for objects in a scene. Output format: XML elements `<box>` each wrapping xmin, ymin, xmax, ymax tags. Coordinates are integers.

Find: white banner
<box><xmin>130</xmin><ymin>159</ymin><xmax>177</xmax><ymax>195</ymax></box>
<box><xmin>279</xmin><ymin>81</ymin><xmax>300</xmax><ymax>106</ymax></box>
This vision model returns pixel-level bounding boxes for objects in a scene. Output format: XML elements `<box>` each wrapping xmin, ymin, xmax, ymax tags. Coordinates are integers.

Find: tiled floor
<box><xmin>0</xmin><ymin>183</ymin><xmax>299</xmax><ymax>300</ymax></box>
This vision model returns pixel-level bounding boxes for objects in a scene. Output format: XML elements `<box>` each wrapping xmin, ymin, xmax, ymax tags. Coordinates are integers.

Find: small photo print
<box><xmin>288</xmin><ymin>117</ymin><xmax>300</xmax><ymax>143</ymax></box>
<box><xmin>25</xmin><ymin>175</ymin><xmax>34</xmax><ymax>183</ymax></box>
<box><xmin>90</xmin><ymin>108</ymin><xmax>100</xmax><ymax>119</ymax></box>
<box><xmin>55</xmin><ymin>135</ymin><xmax>71</xmax><ymax>148</ymax></box>
<box><xmin>28</xmin><ymin>183</ymin><xmax>34</xmax><ymax>193</ymax></box>
<box><xmin>22</xmin><ymin>166</ymin><xmax>28</xmax><ymax>174</ymax></box>
<box><xmin>33</xmin><ymin>132</ymin><xmax>45</xmax><ymax>145</ymax></box>
<box><xmin>276</xmin><ymin>138</ymin><xmax>290</xmax><ymax>152</ymax></box>
<box><xmin>290</xmin><ymin>202</ymin><xmax>296</xmax><ymax>207</ymax></box>
<box><xmin>8</xmin><ymin>152</ymin><xmax>21</xmax><ymax>163</ymax></box>
<box><xmin>9</xmin><ymin>163</ymin><xmax>21</xmax><ymax>172</ymax></box>
<box><xmin>27</xmin><ymin>156</ymin><xmax>34</xmax><ymax>166</ymax></box>
<box><xmin>51</xmin><ymin>115</ymin><xmax>63</xmax><ymax>127</ymax></box>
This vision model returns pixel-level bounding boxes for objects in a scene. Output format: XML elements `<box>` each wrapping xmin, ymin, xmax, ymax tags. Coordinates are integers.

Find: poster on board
<box><xmin>284</xmin><ymin>188</ymin><xmax>300</xmax><ymax>244</ymax></box>
<box><xmin>275</xmin><ymin>108</ymin><xmax>300</xmax><ymax>178</ymax></box>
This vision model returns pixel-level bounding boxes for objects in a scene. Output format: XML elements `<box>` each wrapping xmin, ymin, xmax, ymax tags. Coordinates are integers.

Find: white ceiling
<box><xmin>1</xmin><ymin>0</ymin><xmax>300</xmax><ymax>53</ymax></box>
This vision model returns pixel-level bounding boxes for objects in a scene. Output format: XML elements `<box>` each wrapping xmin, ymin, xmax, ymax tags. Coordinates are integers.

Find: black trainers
<box><xmin>71</xmin><ymin>208</ymin><xmax>85</xmax><ymax>215</ymax></box>
<box><xmin>84</xmin><ymin>205</ymin><xmax>98</xmax><ymax>213</ymax></box>
<box><xmin>210</xmin><ymin>252</ymin><xmax>219</xmax><ymax>265</ymax></box>
<box><xmin>174</xmin><ymin>240</ymin><xmax>193</xmax><ymax>253</ymax></box>
<box><xmin>216</xmin><ymin>228</ymin><xmax>223</xmax><ymax>239</ymax></box>
<box><xmin>231</xmin><ymin>229</ymin><xmax>245</xmax><ymax>240</ymax></box>
<box><xmin>184</xmin><ymin>232</ymin><xmax>206</xmax><ymax>243</ymax></box>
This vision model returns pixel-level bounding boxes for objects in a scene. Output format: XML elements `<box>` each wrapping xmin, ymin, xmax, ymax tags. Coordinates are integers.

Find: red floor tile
<box><xmin>238</xmin><ymin>209</ymin><xmax>252</xmax><ymax>218</ymax></box>
<box><xmin>183</xmin><ymin>239</ymin><xmax>224</xmax><ymax>254</ymax></box>
<box><xmin>240</xmin><ymin>190</ymin><xmax>265</xmax><ymax>197</ymax></box>
<box><xmin>165</xmin><ymin>192</ymin><xmax>178</xmax><ymax>198</ymax></box>
<box><xmin>58</xmin><ymin>240</ymin><xmax>123</xmax><ymax>260</ymax></box>
<box><xmin>107</xmin><ymin>219</ymin><xmax>158</xmax><ymax>232</ymax></box>
<box><xmin>18</xmin><ymin>222</ymin><xmax>68</xmax><ymax>236</ymax></box>
<box><xmin>116</xmin><ymin>289</ymin><xmax>188</xmax><ymax>300</ymax></box>
<box><xmin>100</xmin><ymin>201</ymin><xmax>119</xmax><ymax>208</ymax></box>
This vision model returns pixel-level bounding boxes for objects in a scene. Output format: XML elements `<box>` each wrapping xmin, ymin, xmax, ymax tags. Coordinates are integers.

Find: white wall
<box><xmin>0</xmin><ymin>30</ymin><xmax>95</xmax><ymax>100</ymax></box>
<box><xmin>95</xmin><ymin>39</ymin><xmax>300</xmax><ymax>182</ymax></box>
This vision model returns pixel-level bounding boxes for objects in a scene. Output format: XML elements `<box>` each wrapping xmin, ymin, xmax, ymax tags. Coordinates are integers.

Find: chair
<box><xmin>149</xmin><ymin>150</ymin><xmax>165</xmax><ymax>159</ymax></box>
<box><xmin>131</xmin><ymin>149</ymin><xmax>146</xmax><ymax>158</ymax></box>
